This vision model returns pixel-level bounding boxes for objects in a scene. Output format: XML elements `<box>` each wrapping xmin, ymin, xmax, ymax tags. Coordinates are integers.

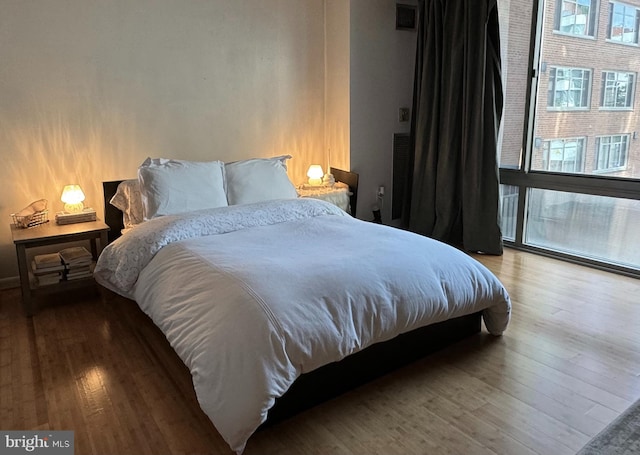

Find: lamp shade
<box><xmin>306</xmin><ymin>165</ymin><xmax>324</xmax><ymax>186</ymax></box>
<box><xmin>61</xmin><ymin>184</ymin><xmax>85</xmax><ymax>213</ymax></box>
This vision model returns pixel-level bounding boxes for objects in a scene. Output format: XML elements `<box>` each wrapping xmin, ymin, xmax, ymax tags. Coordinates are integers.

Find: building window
<box><xmin>595</xmin><ymin>134</ymin><xmax>630</xmax><ymax>171</ymax></box>
<box><xmin>548</xmin><ymin>67</ymin><xmax>592</xmax><ymax>109</ymax></box>
<box><xmin>542</xmin><ymin>138</ymin><xmax>586</xmax><ymax>172</ymax></box>
<box><xmin>601</xmin><ymin>71</ymin><xmax>635</xmax><ymax>108</ymax></box>
<box><xmin>555</xmin><ymin>0</ymin><xmax>598</xmax><ymax>36</ymax></box>
<box><xmin>608</xmin><ymin>1</ymin><xmax>640</xmax><ymax>44</ymax></box>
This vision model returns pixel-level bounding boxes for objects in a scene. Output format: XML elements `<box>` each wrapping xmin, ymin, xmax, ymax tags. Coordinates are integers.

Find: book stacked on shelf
<box><xmin>59</xmin><ymin>246</ymin><xmax>94</xmax><ymax>280</ymax></box>
<box><xmin>55</xmin><ymin>208</ymin><xmax>97</xmax><ymax>225</ymax></box>
<box><xmin>31</xmin><ymin>253</ymin><xmax>64</xmax><ymax>286</ymax></box>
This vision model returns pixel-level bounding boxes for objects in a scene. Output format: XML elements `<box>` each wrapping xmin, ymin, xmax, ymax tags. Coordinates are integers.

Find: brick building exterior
<box><xmin>531</xmin><ymin>0</ymin><xmax>640</xmax><ymax>179</ymax></box>
<box><xmin>498</xmin><ymin>0</ymin><xmax>534</xmax><ymax>169</ymax></box>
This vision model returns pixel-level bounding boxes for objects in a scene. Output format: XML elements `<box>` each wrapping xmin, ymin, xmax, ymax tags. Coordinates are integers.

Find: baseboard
<box><xmin>0</xmin><ymin>276</ymin><xmax>20</xmax><ymax>290</ymax></box>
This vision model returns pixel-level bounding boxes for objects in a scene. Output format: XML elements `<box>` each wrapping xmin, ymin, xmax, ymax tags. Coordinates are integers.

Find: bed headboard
<box><xmin>103</xmin><ymin>180</ymin><xmax>125</xmax><ymax>244</ymax></box>
<box><xmin>330</xmin><ymin>167</ymin><xmax>359</xmax><ymax>217</ymax></box>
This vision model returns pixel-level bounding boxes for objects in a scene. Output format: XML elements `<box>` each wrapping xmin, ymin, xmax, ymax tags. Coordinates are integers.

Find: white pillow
<box><xmin>225</xmin><ymin>155</ymin><xmax>298</xmax><ymax>205</ymax></box>
<box><xmin>109</xmin><ymin>179</ymin><xmax>144</xmax><ymax>228</ymax></box>
<box><xmin>138</xmin><ymin>157</ymin><xmax>228</xmax><ymax>219</ymax></box>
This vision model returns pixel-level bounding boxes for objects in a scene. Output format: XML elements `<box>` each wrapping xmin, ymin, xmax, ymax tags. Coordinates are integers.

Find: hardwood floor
<box><xmin>1</xmin><ymin>248</ymin><xmax>639</xmax><ymax>455</ymax></box>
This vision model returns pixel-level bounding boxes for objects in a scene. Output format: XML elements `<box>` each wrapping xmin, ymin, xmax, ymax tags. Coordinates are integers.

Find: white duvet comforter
<box><xmin>95</xmin><ymin>198</ymin><xmax>511</xmax><ymax>453</ymax></box>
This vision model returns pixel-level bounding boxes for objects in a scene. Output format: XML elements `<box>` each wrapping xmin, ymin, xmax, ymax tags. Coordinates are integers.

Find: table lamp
<box><xmin>307</xmin><ymin>165</ymin><xmax>324</xmax><ymax>186</ymax></box>
<box><xmin>61</xmin><ymin>184</ymin><xmax>85</xmax><ymax>213</ymax></box>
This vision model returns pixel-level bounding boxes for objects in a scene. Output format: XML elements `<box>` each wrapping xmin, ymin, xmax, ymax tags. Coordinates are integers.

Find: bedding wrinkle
<box><xmin>185</xmin><ymin>247</ymin><xmax>289</xmax><ymax>346</ymax></box>
<box><xmin>135</xmin><ymin>243</ymin><xmax>297</xmax><ymax>454</ymax></box>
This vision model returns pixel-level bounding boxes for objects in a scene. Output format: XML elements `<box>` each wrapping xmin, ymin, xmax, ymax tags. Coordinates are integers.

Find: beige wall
<box><xmin>350</xmin><ymin>0</ymin><xmax>416</xmax><ymax>222</ymax></box>
<box><xmin>0</xmin><ymin>0</ymin><xmax>416</xmax><ymax>283</ymax></box>
<box><xmin>325</xmin><ymin>0</ymin><xmax>351</xmax><ymax>173</ymax></box>
<box><xmin>0</xmin><ymin>0</ymin><xmax>326</xmax><ymax>281</ymax></box>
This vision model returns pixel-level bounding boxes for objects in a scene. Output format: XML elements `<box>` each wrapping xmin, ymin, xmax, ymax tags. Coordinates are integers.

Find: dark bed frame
<box><xmin>101</xmin><ymin>173</ymin><xmax>482</xmax><ymax>429</ymax></box>
<box><xmin>329</xmin><ymin>167</ymin><xmax>358</xmax><ymax>217</ymax></box>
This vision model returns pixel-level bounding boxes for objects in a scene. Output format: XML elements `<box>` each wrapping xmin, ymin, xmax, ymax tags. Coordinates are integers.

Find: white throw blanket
<box><xmin>95</xmin><ymin>198</ymin><xmax>511</xmax><ymax>453</ymax></box>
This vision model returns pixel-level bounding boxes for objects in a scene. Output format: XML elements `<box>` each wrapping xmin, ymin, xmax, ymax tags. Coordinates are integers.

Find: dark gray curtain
<box><xmin>406</xmin><ymin>0</ymin><xmax>504</xmax><ymax>254</ymax></box>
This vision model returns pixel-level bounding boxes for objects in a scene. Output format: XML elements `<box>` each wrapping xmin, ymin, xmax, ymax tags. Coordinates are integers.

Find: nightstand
<box><xmin>10</xmin><ymin>219</ymin><xmax>110</xmax><ymax>316</ymax></box>
<box><xmin>297</xmin><ymin>182</ymin><xmax>352</xmax><ymax>214</ymax></box>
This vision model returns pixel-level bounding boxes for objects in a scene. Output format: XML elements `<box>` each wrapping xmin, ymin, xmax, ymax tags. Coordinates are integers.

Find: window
<box><xmin>499</xmin><ymin>185</ymin><xmax>519</xmax><ymax>241</ymax></box>
<box><xmin>601</xmin><ymin>71</ymin><xmax>635</xmax><ymax>108</ymax></box>
<box><xmin>595</xmin><ymin>134</ymin><xmax>630</xmax><ymax>171</ymax></box>
<box><xmin>525</xmin><ymin>189</ymin><xmax>640</xmax><ymax>269</ymax></box>
<box><xmin>555</xmin><ymin>0</ymin><xmax>597</xmax><ymax>36</ymax></box>
<box><xmin>498</xmin><ymin>0</ymin><xmax>640</xmax><ymax>276</ymax></box>
<box><xmin>542</xmin><ymin>138</ymin><xmax>586</xmax><ymax>172</ymax></box>
<box><xmin>548</xmin><ymin>67</ymin><xmax>591</xmax><ymax>109</ymax></box>
<box><xmin>608</xmin><ymin>1</ymin><xmax>640</xmax><ymax>44</ymax></box>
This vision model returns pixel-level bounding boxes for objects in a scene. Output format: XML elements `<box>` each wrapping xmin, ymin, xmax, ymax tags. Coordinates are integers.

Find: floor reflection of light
<box><xmin>100</xmin><ymin>320</ymin><xmax>112</xmax><ymax>341</ymax></box>
<box><xmin>78</xmin><ymin>365</ymin><xmax>109</xmax><ymax>415</ymax></box>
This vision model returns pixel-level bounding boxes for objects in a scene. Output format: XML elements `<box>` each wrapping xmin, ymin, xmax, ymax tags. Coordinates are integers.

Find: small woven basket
<box><xmin>11</xmin><ymin>210</ymin><xmax>49</xmax><ymax>228</ymax></box>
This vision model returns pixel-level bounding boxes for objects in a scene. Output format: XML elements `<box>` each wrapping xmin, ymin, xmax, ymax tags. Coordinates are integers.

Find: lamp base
<box><xmin>63</xmin><ymin>202</ymin><xmax>84</xmax><ymax>213</ymax></box>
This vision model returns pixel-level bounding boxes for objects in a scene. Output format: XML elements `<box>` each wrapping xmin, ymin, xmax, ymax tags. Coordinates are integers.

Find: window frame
<box><xmin>554</xmin><ymin>0</ymin><xmax>598</xmax><ymax>37</ymax></box>
<box><xmin>594</xmin><ymin>134</ymin><xmax>630</xmax><ymax>172</ymax></box>
<box><xmin>600</xmin><ymin>70</ymin><xmax>636</xmax><ymax>109</ymax></box>
<box><xmin>541</xmin><ymin>137</ymin><xmax>587</xmax><ymax>173</ymax></box>
<box><xmin>608</xmin><ymin>1</ymin><xmax>640</xmax><ymax>45</ymax></box>
<box><xmin>547</xmin><ymin>66</ymin><xmax>592</xmax><ymax>110</ymax></box>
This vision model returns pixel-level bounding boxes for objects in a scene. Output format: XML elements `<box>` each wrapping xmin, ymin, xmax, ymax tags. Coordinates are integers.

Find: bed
<box><xmin>94</xmin><ymin>156</ymin><xmax>511</xmax><ymax>454</ymax></box>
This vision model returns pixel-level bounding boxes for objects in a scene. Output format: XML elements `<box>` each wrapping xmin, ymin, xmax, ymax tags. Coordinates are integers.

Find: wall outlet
<box><xmin>399</xmin><ymin>107</ymin><xmax>410</xmax><ymax>122</ymax></box>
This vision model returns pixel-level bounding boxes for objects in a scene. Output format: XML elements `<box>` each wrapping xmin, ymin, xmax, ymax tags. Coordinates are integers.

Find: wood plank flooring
<box><xmin>1</xmin><ymin>248</ymin><xmax>639</xmax><ymax>455</ymax></box>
